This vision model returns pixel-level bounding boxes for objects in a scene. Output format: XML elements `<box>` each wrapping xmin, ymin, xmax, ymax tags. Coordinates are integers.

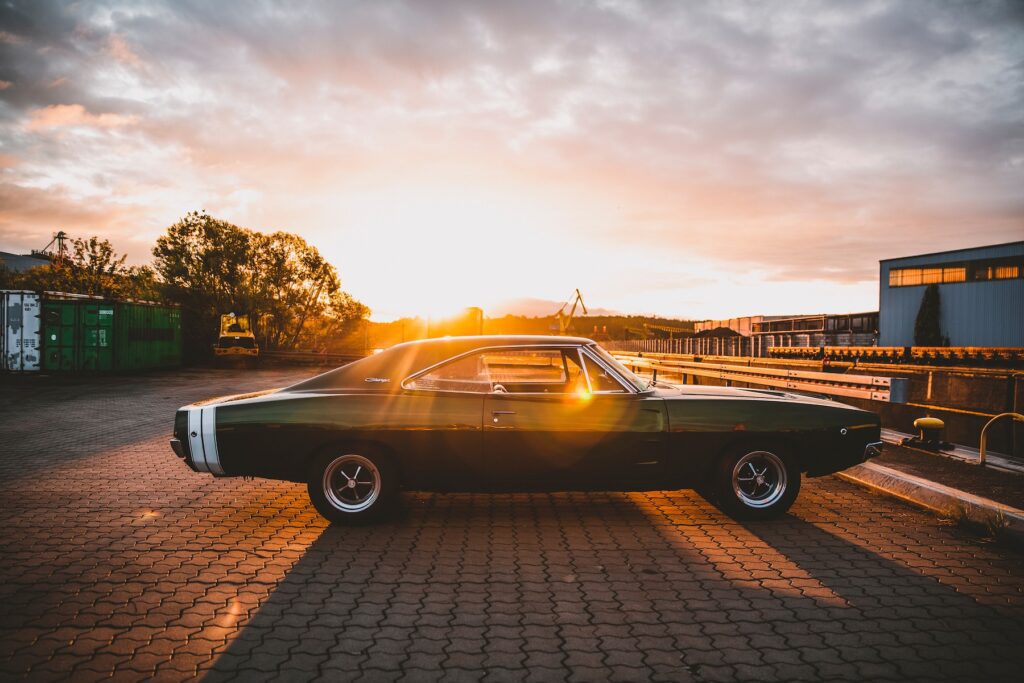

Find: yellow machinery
<box><xmin>555</xmin><ymin>289</ymin><xmax>587</xmax><ymax>335</ymax></box>
<box><xmin>214</xmin><ymin>313</ymin><xmax>259</xmax><ymax>361</ymax></box>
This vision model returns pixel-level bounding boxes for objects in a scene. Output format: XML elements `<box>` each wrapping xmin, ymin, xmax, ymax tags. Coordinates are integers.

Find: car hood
<box><xmin>653</xmin><ymin>382</ymin><xmax>857</xmax><ymax>410</ymax></box>
<box><xmin>183</xmin><ymin>388</ymin><xmax>280</xmax><ymax>409</ymax></box>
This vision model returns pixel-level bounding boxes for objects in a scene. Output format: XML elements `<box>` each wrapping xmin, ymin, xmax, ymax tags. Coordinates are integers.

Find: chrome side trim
<box><xmin>188</xmin><ymin>407</ymin><xmax>209</xmax><ymax>473</ymax></box>
<box><xmin>201</xmin><ymin>406</ymin><xmax>225</xmax><ymax>475</ymax></box>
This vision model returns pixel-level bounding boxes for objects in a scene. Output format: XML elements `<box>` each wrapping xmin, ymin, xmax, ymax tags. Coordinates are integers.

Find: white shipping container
<box><xmin>2</xmin><ymin>290</ymin><xmax>41</xmax><ymax>371</ymax></box>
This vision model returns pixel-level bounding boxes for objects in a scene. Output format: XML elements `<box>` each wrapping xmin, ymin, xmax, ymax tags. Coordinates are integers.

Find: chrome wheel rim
<box><xmin>732</xmin><ymin>450</ymin><xmax>787</xmax><ymax>509</ymax></box>
<box><xmin>323</xmin><ymin>454</ymin><xmax>381</xmax><ymax>513</ymax></box>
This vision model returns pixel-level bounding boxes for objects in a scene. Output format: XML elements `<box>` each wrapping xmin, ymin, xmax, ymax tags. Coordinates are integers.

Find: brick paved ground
<box><xmin>1</xmin><ymin>368</ymin><xmax>1023</xmax><ymax>682</ymax></box>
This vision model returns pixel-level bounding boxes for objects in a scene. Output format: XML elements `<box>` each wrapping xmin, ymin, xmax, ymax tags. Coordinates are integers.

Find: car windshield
<box><xmin>587</xmin><ymin>344</ymin><xmax>649</xmax><ymax>392</ymax></box>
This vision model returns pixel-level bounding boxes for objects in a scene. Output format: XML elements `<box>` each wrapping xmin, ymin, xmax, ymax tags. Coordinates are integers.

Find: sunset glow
<box><xmin>1</xmin><ymin>2</ymin><xmax>1022</xmax><ymax>321</ymax></box>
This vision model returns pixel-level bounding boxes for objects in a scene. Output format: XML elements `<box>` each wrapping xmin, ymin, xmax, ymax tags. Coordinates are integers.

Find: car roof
<box><xmin>287</xmin><ymin>335</ymin><xmax>596</xmax><ymax>392</ymax></box>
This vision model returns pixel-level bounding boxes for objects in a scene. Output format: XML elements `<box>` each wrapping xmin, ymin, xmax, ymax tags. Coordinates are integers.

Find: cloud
<box><xmin>0</xmin><ymin>181</ymin><xmax>151</xmax><ymax>247</ymax></box>
<box><xmin>106</xmin><ymin>34</ymin><xmax>142</xmax><ymax>67</ymax></box>
<box><xmin>0</xmin><ymin>30</ymin><xmax>26</xmax><ymax>44</ymax></box>
<box><xmin>25</xmin><ymin>103</ymin><xmax>136</xmax><ymax>130</ymax></box>
<box><xmin>0</xmin><ymin>0</ymin><xmax>1022</xmax><ymax>319</ymax></box>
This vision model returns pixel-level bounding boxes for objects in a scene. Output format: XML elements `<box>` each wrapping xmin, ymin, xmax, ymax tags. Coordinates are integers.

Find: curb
<box><xmin>880</xmin><ymin>428</ymin><xmax>1024</xmax><ymax>475</ymax></box>
<box><xmin>836</xmin><ymin>461</ymin><xmax>1024</xmax><ymax>544</ymax></box>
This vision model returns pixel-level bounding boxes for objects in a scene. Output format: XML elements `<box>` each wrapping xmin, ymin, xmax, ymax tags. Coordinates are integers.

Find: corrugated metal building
<box><xmin>879</xmin><ymin>241</ymin><xmax>1024</xmax><ymax>347</ymax></box>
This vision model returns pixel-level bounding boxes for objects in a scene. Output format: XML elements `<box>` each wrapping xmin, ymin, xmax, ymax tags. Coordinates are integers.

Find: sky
<box><xmin>0</xmin><ymin>0</ymin><xmax>1022</xmax><ymax>321</ymax></box>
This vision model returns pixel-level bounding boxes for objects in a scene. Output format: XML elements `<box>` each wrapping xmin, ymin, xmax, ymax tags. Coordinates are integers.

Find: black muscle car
<box><xmin>171</xmin><ymin>336</ymin><xmax>882</xmax><ymax>523</ymax></box>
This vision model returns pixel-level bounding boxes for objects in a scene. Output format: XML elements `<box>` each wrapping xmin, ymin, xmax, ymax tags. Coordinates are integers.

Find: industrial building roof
<box><xmin>0</xmin><ymin>251</ymin><xmax>50</xmax><ymax>273</ymax></box>
<box><xmin>879</xmin><ymin>241</ymin><xmax>1024</xmax><ymax>264</ymax></box>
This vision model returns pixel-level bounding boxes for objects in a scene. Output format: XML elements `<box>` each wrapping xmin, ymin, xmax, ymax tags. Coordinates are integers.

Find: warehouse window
<box><xmin>942</xmin><ymin>266</ymin><xmax>966</xmax><ymax>283</ymax></box>
<box><xmin>889</xmin><ymin>257</ymin><xmax>1022</xmax><ymax>287</ymax></box>
<box><xmin>971</xmin><ymin>260</ymin><xmax>1022</xmax><ymax>282</ymax></box>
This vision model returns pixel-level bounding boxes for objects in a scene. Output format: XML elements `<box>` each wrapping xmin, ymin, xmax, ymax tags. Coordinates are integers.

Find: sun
<box><xmin>324</xmin><ymin>177</ymin><xmax>577</xmax><ymax>321</ymax></box>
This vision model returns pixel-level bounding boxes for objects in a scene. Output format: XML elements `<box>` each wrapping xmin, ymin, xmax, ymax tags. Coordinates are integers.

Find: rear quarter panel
<box><xmin>664</xmin><ymin>396</ymin><xmax>880</xmax><ymax>480</ymax></box>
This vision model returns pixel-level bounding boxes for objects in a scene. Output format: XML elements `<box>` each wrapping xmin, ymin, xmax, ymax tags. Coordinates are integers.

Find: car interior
<box><xmin>408</xmin><ymin>347</ymin><xmax>629</xmax><ymax>395</ymax></box>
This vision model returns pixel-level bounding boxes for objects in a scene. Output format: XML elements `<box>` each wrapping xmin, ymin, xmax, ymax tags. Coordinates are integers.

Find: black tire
<box><xmin>306</xmin><ymin>447</ymin><xmax>398</xmax><ymax>524</ymax></box>
<box><xmin>712</xmin><ymin>445</ymin><xmax>801</xmax><ymax>520</ymax></box>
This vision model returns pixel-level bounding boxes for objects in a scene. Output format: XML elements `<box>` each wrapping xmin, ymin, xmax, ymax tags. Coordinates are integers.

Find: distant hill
<box><xmin>326</xmin><ymin>313</ymin><xmax>696</xmax><ymax>353</ymax></box>
<box><xmin>488</xmin><ymin>297</ymin><xmax>620</xmax><ymax>318</ymax></box>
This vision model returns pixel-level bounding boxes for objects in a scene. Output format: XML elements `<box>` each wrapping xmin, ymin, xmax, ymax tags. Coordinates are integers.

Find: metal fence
<box><xmin>613</xmin><ymin>351</ymin><xmax>908</xmax><ymax>403</ymax></box>
<box><xmin>605</xmin><ymin>337</ymin><xmax>771</xmax><ymax>357</ymax></box>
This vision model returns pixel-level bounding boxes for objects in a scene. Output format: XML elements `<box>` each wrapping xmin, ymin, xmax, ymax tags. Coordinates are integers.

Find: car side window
<box><xmin>485</xmin><ymin>349</ymin><xmax>586</xmax><ymax>394</ymax></box>
<box><xmin>581</xmin><ymin>353</ymin><xmax>628</xmax><ymax>393</ymax></box>
<box><xmin>406</xmin><ymin>348</ymin><xmax>592</xmax><ymax>394</ymax></box>
<box><xmin>406</xmin><ymin>353</ymin><xmax>492</xmax><ymax>393</ymax></box>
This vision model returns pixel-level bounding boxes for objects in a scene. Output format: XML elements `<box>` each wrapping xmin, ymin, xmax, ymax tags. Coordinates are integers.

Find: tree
<box><xmin>0</xmin><ymin>236</ymin><xmax>159</xmax><ymax>300</ymax></box>
<box><xmin>913</xmin><ymin>283</ymin><xmax>946</xmax><ymax>346</ymax></box>
<box><xmin>301</xmin><ymin>290</ymin><xmax>372</xmax><ymax>352</ymax></box>
<box><xmin>152</xmin><ymin>211</ymin><xmax>369</xmax><ymax>357</ymax></box>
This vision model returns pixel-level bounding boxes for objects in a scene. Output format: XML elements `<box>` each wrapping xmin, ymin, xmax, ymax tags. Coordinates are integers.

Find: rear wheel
<box><xmin>307</xmin><ymin>450</ymin><xmax>397</xmax><ymax>524</ymax></box>
<box><xmin>713</xmin><ymin>446</ymin><xmax>800</xmax><ymax>520</ymax></box>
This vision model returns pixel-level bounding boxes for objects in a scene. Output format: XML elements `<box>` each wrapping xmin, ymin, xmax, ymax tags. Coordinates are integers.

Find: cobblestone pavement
<box><xmin>1</xmin><ymin>369</ymin><xmax>1023</xmax><ymax>682</ymax></box>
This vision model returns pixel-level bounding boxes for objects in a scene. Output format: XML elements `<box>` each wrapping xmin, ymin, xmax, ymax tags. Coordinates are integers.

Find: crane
<box><xmin>32</xmin><ymin>230</ymin><xmax>70</xmax><ymax>265</ymax></box>
<box><xmin>554</xmin><ymin>288</ymin><xmax>587</xmax><ymax>335</ymax></box>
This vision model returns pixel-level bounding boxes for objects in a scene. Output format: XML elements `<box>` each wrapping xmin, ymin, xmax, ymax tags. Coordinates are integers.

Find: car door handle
<box><xmin>491</xmin><ymin>410</ymin><xmax>516</xmax><ymax>423</ymax></box>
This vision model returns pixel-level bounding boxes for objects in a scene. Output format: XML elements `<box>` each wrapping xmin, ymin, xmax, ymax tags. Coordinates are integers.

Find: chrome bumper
<box><xmin>863</xmin><ymin>441</ymin><xmax>884</xmax><ymax>461</ymax></box>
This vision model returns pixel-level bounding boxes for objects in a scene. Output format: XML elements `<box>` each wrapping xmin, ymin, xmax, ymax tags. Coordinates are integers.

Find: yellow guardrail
<box><xmin>615</xmin><ymin>353</ymin><xmax>908</xmax><ymax>403</ymax></box>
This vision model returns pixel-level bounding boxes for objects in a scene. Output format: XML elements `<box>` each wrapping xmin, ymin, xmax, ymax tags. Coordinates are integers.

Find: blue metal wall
<box><xmin>879</xmin><ymin>242</ymin><xmax>1024</xmax><ymax>347</ymax></box>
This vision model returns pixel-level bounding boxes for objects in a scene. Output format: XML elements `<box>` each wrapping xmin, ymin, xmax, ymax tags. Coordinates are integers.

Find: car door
<box><xmin>398</xmin><ymin>352</ymin><xmax>488</xmax><ymax>489</ymax></box>
<box><xmin>480</xmin><ymin>346</ymin><xmax>668</xmax><ymax>490</ymax></box>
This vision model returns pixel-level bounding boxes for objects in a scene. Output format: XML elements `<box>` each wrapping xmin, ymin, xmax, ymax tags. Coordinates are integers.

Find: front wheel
<box><xmin>713</xmin><ymin>447</ymin><xmax>800</xmax><ymax>520</ymax></box>
<box><xmin>307</xmin><ymin>450</ymin><xmax>397</xmax><ymax>524</ymax></box>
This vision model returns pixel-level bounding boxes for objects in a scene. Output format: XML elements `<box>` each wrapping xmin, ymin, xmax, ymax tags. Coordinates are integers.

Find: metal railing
<box><xmin>614</xmin><ymin>352</ymin><xmax>908</xmax><ymax>403</ymax></box>
<box><xmin>979</xmin><ymin>413</ymin><xmax>1024</xmax><ymax>467</ymax></box>
<box><xmin>605</xmin><ymin>339</ymin><xmax>1024</xmax><ymax>366</ymax></box>
<box><xmin>769</xmin><ymin>345</ymin><xmax>1024</xmax><ymax>364</ymax></box>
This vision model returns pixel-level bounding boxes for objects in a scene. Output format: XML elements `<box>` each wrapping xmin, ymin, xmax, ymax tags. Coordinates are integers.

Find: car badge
<box><xmin>364</xmin><ymin>377</ymin><xmax>390</xmax><ymax>383</ymax></box>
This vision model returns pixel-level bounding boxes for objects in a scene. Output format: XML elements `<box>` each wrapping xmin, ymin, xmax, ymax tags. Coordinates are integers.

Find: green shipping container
<box><xmin>79</xmin><ymin>301</ymin><xmax>115</xmax><ymax>371</ymax></box>
<box><xmin>114</xmin><ymin>302</ymin><xmax>182</xmax><ymax>370</ymax></box>
<box><xmin>40</xmin><ymin>294</ymin><xmax>182</xmax><ymax>373</ymax></box>
<box><xmin>41</xmin><ymin>299</ymin><xmax>77</xmax><ymax>371</ymax></box>
<box><xmin>41</xmin><ymin>297</ymin><xmax>113</xmax><ymax>372</ymax></box>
